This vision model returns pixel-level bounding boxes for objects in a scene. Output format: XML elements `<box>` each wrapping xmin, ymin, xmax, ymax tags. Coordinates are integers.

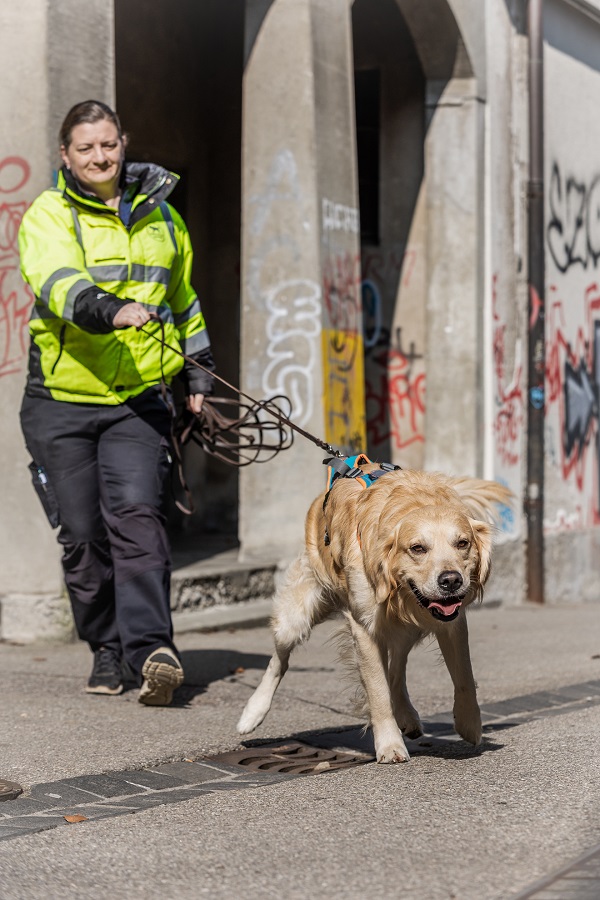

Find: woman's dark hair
<box><xmin>59</xmin><ymin>100</ymin><xmax>124</xmax><ymax>149</ymax></box>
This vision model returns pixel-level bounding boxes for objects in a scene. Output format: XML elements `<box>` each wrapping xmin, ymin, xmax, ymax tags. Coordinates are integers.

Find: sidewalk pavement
<box><xmin>1</xmin><ymin>601</ymin><xmax>599</xmax><ymax>899</ymax></box>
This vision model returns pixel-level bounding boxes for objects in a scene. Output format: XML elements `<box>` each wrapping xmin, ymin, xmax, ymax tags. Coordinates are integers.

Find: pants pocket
<box><xmin>28</xmin><ymin>462</ymin><xmax>60</xmax><ymax>529</ymax></box>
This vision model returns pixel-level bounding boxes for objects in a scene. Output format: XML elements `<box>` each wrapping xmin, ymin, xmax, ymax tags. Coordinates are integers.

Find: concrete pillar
<box><xmin>239</xmin><ymin>0</ymin><xmax>364</xmax><ymax>562</ymax></box>
<box><xmin>423</xmin><ymin>77</ymin><xmax>484</xmax><ymax>476</ymax></box>
<box><xmin>0</xmin><ymin>0</ymin><xmax>114</xmax><ymax>641</ymax></box>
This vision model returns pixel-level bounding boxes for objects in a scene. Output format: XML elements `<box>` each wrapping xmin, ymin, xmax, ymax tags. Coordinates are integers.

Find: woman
<box><xmin>18</xmin><ymin>99</ymin><xmax>214</xmax><ymax>705</ymax></box>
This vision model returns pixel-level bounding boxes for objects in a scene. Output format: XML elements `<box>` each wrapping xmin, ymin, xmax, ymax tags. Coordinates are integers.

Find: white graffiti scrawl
<box><xmin>261</xmin><ymin>279</ymin><xmax>321</xmax><ymax>425</ymax></box>
<box><xmin>248</xmin><ymin>149</ymin><xmax>320</xmax><ymax>426</ymax></box>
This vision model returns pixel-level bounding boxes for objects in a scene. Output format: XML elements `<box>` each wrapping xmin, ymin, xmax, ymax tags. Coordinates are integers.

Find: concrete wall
<box><xmin>543</xmin><ymin>0</ymin><xmax>600</xmax><ymax>602</ymax></box>
<box><xmin>0</xmin><ymin>0</ymin><xmax>114</xmax><ymax>640</ymax></box>
<box><xmin>478</xmin><ymin>0</ymin><xmax>528</xmax><ymax>605</ymax></box>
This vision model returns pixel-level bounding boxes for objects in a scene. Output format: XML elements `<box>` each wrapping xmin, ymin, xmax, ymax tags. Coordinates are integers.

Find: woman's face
<box><xmin>60</xmin><ymin>119</ymin><xmax>125</xmax><ymax>199</ymax></box>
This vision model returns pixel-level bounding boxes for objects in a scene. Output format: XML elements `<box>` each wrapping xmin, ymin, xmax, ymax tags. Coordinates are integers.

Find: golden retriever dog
<box><xmin>237</xmin><ymin>463</ymin><xmax>512</xmax><ymax>763</ymax></box>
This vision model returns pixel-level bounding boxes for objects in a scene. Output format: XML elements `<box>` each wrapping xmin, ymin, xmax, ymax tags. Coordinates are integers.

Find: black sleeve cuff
<box><xmin>182</xmin><ymin>345</ymin><xmax>216</xmax><ymax>395</ymax></box>
<box><xmin>72</xmin><ymin>286</ymin><xmax>135</xmax><ymax>333</ymax></box>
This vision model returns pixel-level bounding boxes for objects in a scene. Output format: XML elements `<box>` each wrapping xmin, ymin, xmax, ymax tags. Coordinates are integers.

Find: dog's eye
<box><xmin>410</xmin><ymin>544</ymin><xmax>427</xmax><ymax>555</ymax></box>
<box><xmin>456</xmin><ymin>539</ymin><xmax>470</xmax><ymax>550</ymax></box>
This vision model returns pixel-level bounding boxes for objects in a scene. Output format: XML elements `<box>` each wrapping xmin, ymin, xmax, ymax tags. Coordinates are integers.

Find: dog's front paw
<box><xmin>376</xmin><ymin>744</ymin><xmax>411</xmax><ymax>764</ymax></box>
<box><xmin>453</xmin><ymin>701</ymin><xmax>482</xmax><ymax>746</ymax></box>
<box><xmin>237</xmin><ymin>697</ymin><xmax>268</xmax><ymax>734</ymax></box>
<box><xmin>374</xmin><ymin>724</ymin><xmax>411</xmax><ymax>763</ymax></box>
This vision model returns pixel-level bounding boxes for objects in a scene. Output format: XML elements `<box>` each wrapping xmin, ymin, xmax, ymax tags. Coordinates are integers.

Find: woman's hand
<box><xmin>186</xmin><ymin>393</ymin><xmax>205</xmax><ymax>415</ymax></box>
<box><xmin>113</xmin><ymin>303</ymin><xmax>153</xmax><ymax>329</ymax></box>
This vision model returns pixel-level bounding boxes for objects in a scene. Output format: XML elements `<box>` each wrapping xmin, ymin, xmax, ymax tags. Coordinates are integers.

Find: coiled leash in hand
<box><xmin>140</xmin><ymin>317</ymin><xmax>344</xmax><ymax>513</ymax></box>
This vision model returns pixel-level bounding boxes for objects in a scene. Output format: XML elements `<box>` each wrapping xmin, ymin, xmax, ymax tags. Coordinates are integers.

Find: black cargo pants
<box><xmin>20</xmin><ymin>388</ymin><xmax>176</xmax><ymax>674</ymax></box>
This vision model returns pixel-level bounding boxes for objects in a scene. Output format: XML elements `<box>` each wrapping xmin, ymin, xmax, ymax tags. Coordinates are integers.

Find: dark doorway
<box><xmin>352</xmin><ymin>0</ymin><xmax>427</xmax><ymax>468</ymax></box>
<box><xmin>115</xmin><ymin>0</ymin><xmax>244</xmax><ymax>560</ymax></box>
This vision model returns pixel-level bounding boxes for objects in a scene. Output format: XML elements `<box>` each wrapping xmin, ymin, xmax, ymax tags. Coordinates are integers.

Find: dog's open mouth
<box><xmin>408</xmin><ymin>580</ymin><xmax>464</xmax><ymax>621</ymax></box>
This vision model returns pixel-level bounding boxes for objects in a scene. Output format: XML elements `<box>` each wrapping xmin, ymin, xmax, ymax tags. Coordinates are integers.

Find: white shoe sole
<box><xmin>85</xmin><ymin>683</ymin><xmax>123</xmax><ymax>696</ymax></box>
<box><xmin>139</xmin><ymin>651</ymin><xmax>184</xmax><ymax>706</ymax></box>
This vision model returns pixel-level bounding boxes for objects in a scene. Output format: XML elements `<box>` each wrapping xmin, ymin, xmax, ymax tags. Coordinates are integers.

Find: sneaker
<box><xmin>138</xmin><ymin>647</ymin><xmax>184</xmax><ymax>706</ymax></box>
<box><xmin>86</xmin><ymin>646</ymin><xmax>123</xmax><ymax>695</ymax></box>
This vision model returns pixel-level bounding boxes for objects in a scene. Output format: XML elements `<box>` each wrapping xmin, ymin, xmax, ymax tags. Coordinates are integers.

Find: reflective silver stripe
<box><xmin>40</xmin><ymin>268</ymin><xmax>84</xmax><ymax>306</ymax></box>
<box><xmin>180</xmin><ymin>329</ymin><xmax>210</xmax><ymax>354</ymax></box>
<box><xmin>70</xmin><ymin>206</ymin><xmax>86</xmax><ymax>264</ymax></box>
<box><xmin>30</xmin><ymin>301</ymin><xmax>58</xmax><ymax>320</ymax></box>
<box><xmin>160</xmin><ymin>202</ymin><xmax>178</xmax><ymax>252</ymax></box>
<box><xmin>145</xmin><ymin>304</ymin><xmax>175</xmax><ymax>324</ymax></box>
<box><xmin>88</xmin><ymin>264</ymin><xmax>129</xmax><ymax>282</ymax></box>
<box><xmin>130</xmin><ymin>264</ymin><xmax>171</xmax><ymax>285</ymax></box>
<box><xmin>174</xmin><ymin>297</ymin><xmax>201</xmax><ymax>326</ymax></box>
<box><xmin>63</xmin><ymin>279</ymin><xmax>98</xmax><ymax>321</ymax></box>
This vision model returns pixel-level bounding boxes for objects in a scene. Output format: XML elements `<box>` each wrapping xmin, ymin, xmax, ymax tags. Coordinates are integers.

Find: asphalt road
<box><xmin>1</xmin><ymin>603</ymin><xmax>599</xmax><ymax>899</ymax></box>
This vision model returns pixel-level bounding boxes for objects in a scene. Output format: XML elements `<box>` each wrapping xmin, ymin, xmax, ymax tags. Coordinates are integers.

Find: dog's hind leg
<box><xmin>346</xmin><ymin>614</ymin><xmax>410</xmax><ymax>763</ymax></box>
<box><xmin>435</xmin><ymin>615</ymin><xmax>482</xmax><ymax>746</ymax></box>
<box><xmin>388</xmin><ymin>624</ymin><xmax>425</xmax><ymax>739</ymax></box>
<box><xmin>237</xmin><ymin>554</ymin><xmax>329</xmax><ymax>735</ymax></box>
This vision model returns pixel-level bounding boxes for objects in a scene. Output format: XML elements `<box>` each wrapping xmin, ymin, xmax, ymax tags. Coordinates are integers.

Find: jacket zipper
<box><xmin>51</xmin><ymin>325</ymin><xmax>66</xmax><ymax>375</ymax></box>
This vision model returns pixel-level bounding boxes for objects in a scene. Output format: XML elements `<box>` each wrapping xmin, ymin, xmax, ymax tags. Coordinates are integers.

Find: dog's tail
<box><xmin>449</xmin><ymin>477</ymin><xmax>514</xmax><ymax>524</ymax></box>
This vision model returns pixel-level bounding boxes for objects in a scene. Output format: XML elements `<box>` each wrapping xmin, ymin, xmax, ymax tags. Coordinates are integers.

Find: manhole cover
<box><xmin>214</xmin><ymin>740</ymin><xmax>374</xmax><ymax>775</ymax></box>
<box><xmin>0</xmin><ymin>778</ymin><xmax>23</xmax><ymax>802</ymax></box>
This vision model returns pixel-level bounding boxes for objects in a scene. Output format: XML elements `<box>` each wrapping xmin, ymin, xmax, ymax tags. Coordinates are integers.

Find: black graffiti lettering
<box><xmin>587</xmin><ymin>176</ymin><xmax>600</xmax><ymax>269</ymax></box>
<box><xmin>547</xmin><ymin>163</ymin><xmax>600</xmax><ymax>273</ymax></box>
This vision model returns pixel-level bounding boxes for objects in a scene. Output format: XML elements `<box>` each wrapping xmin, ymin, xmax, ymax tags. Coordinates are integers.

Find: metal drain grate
<box><xmin>0</xmin><ymin>778</ymin><xmax>23</xmax><ymax>802</ymax></box>
<box><xmin>213</xmin><ymin>741</ymin><xmax>374</xmax><ymax>775</ymax></box>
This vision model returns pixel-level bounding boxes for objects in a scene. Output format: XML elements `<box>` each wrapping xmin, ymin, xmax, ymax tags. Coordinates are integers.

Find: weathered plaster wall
<box><xmin>0</xmin><ymin>0</ymin><xmax>114</xmax><ymax>640</ymax></box>
<box><xmin>543</xmin><ymin>0</ymin><xmax>600</xmax><ymax>602</ymax></box>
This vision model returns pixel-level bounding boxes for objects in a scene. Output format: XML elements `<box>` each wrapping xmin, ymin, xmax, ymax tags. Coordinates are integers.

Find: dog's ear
<box><xmin>363</xmin><ymin>530</ymin><xmax>399</xmax><ymax>604</ymax></box>
<box><xmin>470</xmin><ymin>519</ymin><xmax>493</xmax><ymax>585</ymax></box>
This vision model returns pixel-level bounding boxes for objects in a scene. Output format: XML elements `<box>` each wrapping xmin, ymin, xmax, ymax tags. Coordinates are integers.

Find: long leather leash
<box><xmin>139</xmin><ymin>318</ymin><xmax>344</xmax><ymax>513</ymax></box>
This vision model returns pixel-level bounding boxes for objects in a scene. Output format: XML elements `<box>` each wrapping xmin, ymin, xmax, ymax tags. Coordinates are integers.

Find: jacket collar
<box><xmin>57</xmin><ymin>162</ymin><xmax>179</xmax><ymax>220</ymax></box>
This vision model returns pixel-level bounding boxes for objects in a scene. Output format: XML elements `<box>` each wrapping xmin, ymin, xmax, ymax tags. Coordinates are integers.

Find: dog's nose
<box><xmin>438</xmin><ymin>570</ymin><xmax>463</xmax><ymax>592</ymax></box>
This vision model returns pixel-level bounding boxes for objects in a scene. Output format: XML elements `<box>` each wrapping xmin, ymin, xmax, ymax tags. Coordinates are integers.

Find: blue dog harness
<box><xmin>322</xmin><ymin>453</ymin><xmax>401</xmax><ymax>545</ymax></box>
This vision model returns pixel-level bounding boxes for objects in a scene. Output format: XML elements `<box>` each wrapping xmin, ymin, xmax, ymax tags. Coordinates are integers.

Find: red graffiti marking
<box><xmin>492</xmin><ymin>274</ymin><xmax>524</xmax><ymax>468</ymax></box>
<box><xmin>0</xmin><ymin>156</ymin><xmax>33</xmax><ymax>377</ymax></box>
<box><xmin>366</xmin><ymin>343</ymin><xmax>425</xmax><ymax>452</ymax></box>
<box><xmin>362</xmin><ymin>246</ymin><xmax>424</xmax><ymax>454</ymax></box>
<box><xmin>322</xmin><ymin>251</ymin><xmax>361</xmax><ymax>371</ymax></box>
<box><xmin>546</xmin><ymin>282</ymin><xmax>600</xmax><ymax>511</ymax></box>
<box><xmin>0</xmin><ymin>157</ymin><xmax>31</xmax><ymax>194</ymax></box>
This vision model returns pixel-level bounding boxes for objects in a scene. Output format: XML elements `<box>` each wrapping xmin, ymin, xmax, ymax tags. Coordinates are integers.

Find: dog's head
<box><xmin>367</xmin><ymin>504</ymin><xmax>492</xmax><ymax>622</ymax></box>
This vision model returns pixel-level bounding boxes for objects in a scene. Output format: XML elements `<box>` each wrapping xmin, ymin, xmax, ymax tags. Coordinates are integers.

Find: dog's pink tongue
<box><xmin>429</xmin><ymin>600</ymin><xmax>462</xmax><ymax>617</ymax></box>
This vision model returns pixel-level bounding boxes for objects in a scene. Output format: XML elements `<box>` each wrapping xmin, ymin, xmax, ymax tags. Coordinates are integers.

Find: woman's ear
<box><xmin>470</xmin><ymin>520</ymin><xmax>493</xmax><ymax>585</ymax></box>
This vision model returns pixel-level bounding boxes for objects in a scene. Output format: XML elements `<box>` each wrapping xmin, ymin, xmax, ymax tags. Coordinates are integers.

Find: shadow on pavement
<box><xmin>173</xmin><ymin>648</ymin><xmax>271</xmax><ymax>705</ymax></box>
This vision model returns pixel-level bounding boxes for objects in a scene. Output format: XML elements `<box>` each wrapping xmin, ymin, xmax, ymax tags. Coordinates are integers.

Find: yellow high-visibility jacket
<box><xmin>19</xmin><ymin>162</ymin><xmax>212</xmax><ymax>404</ymax></box>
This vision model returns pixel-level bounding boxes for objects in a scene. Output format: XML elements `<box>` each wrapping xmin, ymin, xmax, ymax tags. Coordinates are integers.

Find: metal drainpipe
<box><xmin>526</xmin><ymin>0</ymin><xmax>545</xmax><ymax>604</ymax></box>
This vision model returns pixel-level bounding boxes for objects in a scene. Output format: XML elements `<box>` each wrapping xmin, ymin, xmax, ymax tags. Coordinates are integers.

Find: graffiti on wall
<box><xmin>544</xmin><ymin>157</ymin><xmax>600</xmax><ymax>530</ymax></box>
<box><xmin>0</xmin><ymin>157</ymin><xmax>33</xmax><ymax>377</ymax></box>
<box><xmin>262</xmin><ymin>278</ymin><xmax>321</xmax><ymax>426</ymax></box>
<box><xmin>248</xmin><ymin>149</ymin><xmax>320</xmax><ymax>427</ymax></box>
<box><xmin>545</xmin><ymin>281</ymin><xmax>600</xmax><ymax>528</ymax></box>
<box><xmin>321</xmin><ymin>249</ymin><xmax>365</xmax><ymax>450</ymax></box>
<box><xmin>491</xmin><ymin>273</ymin><xmax>524</xmax><ymax>469</ymax></box>
<box><xmin>544</xmin><ymin>159</ymin><xmax>600</xmax><ymax>530</ymax></box>
<box><xmin>361</xmin><ymin>246</ymin><xmax>424</xmax><ymax>456</ymax></box>
<box><xmin>547</xmin><ymin>163</ymin><xmax>600</xmax><ymax>274</ymax></box>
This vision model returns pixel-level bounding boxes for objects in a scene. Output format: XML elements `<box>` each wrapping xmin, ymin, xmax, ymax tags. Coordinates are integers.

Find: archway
<box><xmin>115</xmin><ymin>0</ymin><xmax>244</xmax><ymax>559</ymax></box>
<box><xmin>352</xmin><ymin>0</ymin><xmax>479</xmax><ymax>473</ymax></box>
